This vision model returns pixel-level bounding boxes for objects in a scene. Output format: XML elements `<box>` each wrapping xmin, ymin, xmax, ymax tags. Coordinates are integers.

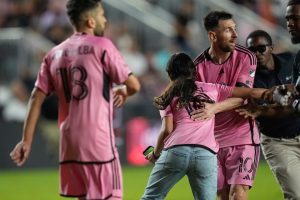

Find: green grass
<box><xmin>0</xmin><ymin>162</ymin><xmax>282</xmax><ymax>200</ymax></box>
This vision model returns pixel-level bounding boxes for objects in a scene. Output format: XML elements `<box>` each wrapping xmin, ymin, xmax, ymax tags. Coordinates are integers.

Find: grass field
<box><xmin>0</xmin><ymin>162</ymin><xmax>282</xmax><ymax>200</ymax></box>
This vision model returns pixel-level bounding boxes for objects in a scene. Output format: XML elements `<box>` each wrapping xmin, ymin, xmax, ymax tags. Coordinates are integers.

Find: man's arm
<box><xmin>232</xmin><ymin>87</ymin><xmax>269</xmax><ymax>100</ymax></box>
<box><xmin>123</xmin><ymin>74</ymin><xmax>141</xmax><ymax>96</ymax></box>
<box><xmin>10</xmin><ymin>88</ymin><xmax>46</xmax><ymax>166</ymax></box>
<box><xmin>236</xmin><ymin>103</ymin><xmax>297</xmax><ymax>119</ymax></box>
<box><xmin>191</xmin><ymin>87</ymin><xmax>270</xmax><ymax>120</ymax></box>
<box><xmin>113</xmin><ymin>74</ymin><xmax>140</xmax><ymax>107</ymax></box>
<box><xmin>191</xmin><ymin>98</ymin><xmax>244</xmax><ymax>120</ymax></box>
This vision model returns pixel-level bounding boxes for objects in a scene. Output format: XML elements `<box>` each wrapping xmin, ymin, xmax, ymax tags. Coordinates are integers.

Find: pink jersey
<box><xmin>160</xmin><ymin>82</ymin><xmax>233</xmax><ymax>153</ymax></box>
<box><xmin>35</xmin><ymin>32</ymin><xmax>131</xmax><ymax>162</ymax></box>
<box><xmin>194</xmin><ymin>45</ymin><xmax>259</xmax><ymax>148</ymax></box>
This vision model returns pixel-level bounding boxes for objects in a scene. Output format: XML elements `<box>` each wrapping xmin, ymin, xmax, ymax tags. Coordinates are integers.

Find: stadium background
<box><xmin>0</xmin><ymin>0</ymin><xmax>294</xmax><ymax>199</ymax></box>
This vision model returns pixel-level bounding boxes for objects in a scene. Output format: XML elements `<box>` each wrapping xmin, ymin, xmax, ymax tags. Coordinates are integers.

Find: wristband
<box><xmin>292</xmin><ymin>99</ymin><xmax>300</xmax><ymax>113</ymax></box>
<box><xmin>152</xmin><ymin>151</ymin><xmax>160</xmax><ymax>159</ymax></box>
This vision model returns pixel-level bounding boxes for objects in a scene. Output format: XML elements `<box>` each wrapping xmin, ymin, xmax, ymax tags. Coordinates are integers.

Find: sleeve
<box><xmin>236</xmin><ymin>54</ymin><xmax>257</xmax><ymax>88</ymax></box>
<box><xmin>159</xmin><ymin>105</ymin><xmax>173</xmax><ymax>118</ymax></box>
<box><xmin>101</xmin><ymin>39</ymin><xmax>132</xmax><ymax>84</ymax></box>
<box><xmin>215</xmin><ymin>84</ymin><xmax>234</xmax><ymax>102</ymax></box>
<box><xmin>253</xmin><ymin>78</ymin><xmax>267</xmax><ymax>105</ymax></box>
<box><xmin>34</xmin><ymin>55</ymin><xmax>54</xmax><ymax>95</ymax></box>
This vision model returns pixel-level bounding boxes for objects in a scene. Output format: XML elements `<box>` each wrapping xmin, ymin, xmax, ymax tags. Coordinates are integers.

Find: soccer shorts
<box><xmin>217</xmin><ymin>144</ymin><xmax>260</xmax><ymax>190</ymax></box>
<box><xmin>60</xmin><ymin>157</ymin><xmax>122</xmax><ymax>200</ymax></box>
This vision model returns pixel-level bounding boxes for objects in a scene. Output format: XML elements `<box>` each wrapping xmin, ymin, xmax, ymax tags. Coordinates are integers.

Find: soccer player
<box><xmin>192</xmin><ymin>11</ymin><xmax>258</xmax><ymax>200</ymax></box>
<box><xmin>141</xmin><ymin>52</ymin><xmax>270</xmax><ymax>200</ymax></box>
<box><xmin>10</xmin><ymin>0</ymin><xmax>140</xmax><ymax>200</ymax></box>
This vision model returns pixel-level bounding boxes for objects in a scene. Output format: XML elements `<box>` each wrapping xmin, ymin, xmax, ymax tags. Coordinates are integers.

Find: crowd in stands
<box><xmin>0</xmin><ymin>0</ymin><xmax>289</xmax><ymax>123</ymax></box>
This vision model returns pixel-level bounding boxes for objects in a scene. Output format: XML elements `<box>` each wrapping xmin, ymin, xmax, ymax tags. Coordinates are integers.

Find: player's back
<box><xmin>39</xmin><ymin>33</ymin><xmax>131</xmax><ymax>162</ymax></box>
<box><xmin>162</xmin><ymin>82</ymin><xmax>233</xmax><ymax>153</ymax></box>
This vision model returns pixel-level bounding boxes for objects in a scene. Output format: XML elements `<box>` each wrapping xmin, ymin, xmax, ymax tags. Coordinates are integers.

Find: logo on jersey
<box><xmin>239</xmin><ymin>157</ymin><xmax>255</xmax><ymax>180</ymax></box>
<box><xmin>285</xmin><ymin>75</ymin><xmax>292</xmax><ymax>82</ymax></box>
<box><xmin>249</xmin><ymin>69</ymin><xmax>255</xmax><ymax>78</ymax></box>
<box><xmin>245</xmin><ymin>80</ymin><xmax>251</xmax><ymax>87</ymax></box>
<box><xmin>54</xmin><ymin>50</ymin><xmax>63</xmax><ymax>59</ymax></box>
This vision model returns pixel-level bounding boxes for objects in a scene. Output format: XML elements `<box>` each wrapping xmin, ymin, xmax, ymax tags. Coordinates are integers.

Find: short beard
<box><xmin>220</xmin><ymin>45</ymin><xmax>234</xmax><ymax>52</ymax></box>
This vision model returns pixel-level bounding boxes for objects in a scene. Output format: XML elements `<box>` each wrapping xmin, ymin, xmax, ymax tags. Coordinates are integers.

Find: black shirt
<box><xmin>292</xmin><ymin>50</ymin><xmax>300</xmax><ymax>84</ymax></box>
<box><xmin>254</xmin><ymin>52</ymin><xmax>300</xmax><ymax>138</ymax></box>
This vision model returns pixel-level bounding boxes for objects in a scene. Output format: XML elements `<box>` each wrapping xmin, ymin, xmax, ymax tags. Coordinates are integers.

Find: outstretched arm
<box><xmin>232</xmin><ymin>87</ymin><xmax>269</xmax><ymax>100</ymax></box>
<box><xmin>10</xmin><ymin>88</ymin><xmax>46</xmax><ymax>166</ymax></box>
<box><xmin>191</xmin><ymin>98</ymin><xmax>244</xmax><ymax>120</ymax></box>
<box><xmin>236</xmin><ymin>103</ymin><xmax>297</xmax><ymax>119</ymax></box>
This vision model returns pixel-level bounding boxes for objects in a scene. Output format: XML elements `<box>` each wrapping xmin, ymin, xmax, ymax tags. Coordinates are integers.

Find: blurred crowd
<box><xmin>0</xmin><ymin>0</ymin><xmax>205</xmax><ymax>123</ymax></box>
<box><xmin>0</xmin><ymin>0</ymin><xmax>289</xmax><ymax>123</ymax></box>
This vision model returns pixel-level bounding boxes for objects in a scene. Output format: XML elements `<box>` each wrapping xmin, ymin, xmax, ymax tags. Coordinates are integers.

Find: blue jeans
<box><xmin>141</xmin><ymin>145</ymin><xmax>217</xmax><ymax>200</ymax></box>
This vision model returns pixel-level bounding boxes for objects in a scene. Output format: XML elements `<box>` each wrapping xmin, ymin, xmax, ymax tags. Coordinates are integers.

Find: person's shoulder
<box><xmin>194</xmin><ymin>48</ymin><xmax>209</xmax><ymax>65</ymax></box>
<box><xmin>234</xmin><ymin>44</ymin><xmax>256</xmax><ymax>64</ymax></box>
<box><xmin>92</xmin><ymin>36</ymin><xmax>114</xmax><ymax>46</ymax></box>
<box><xmin>234</xmin><ymin>44</ymin><xmax>255</xmax><ymax>57</ymax></box>
<box><xmin>43</xmin><ymin>44</ymin><xmax>62</xmax><ymax>61</ymax></box>
<box><xmin>275</xmin><ymin>51</ymin><xmax>295</xmax><ymax>60</ymax></box>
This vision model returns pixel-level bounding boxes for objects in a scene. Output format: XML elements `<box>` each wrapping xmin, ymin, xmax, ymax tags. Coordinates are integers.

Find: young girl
<box><xmin>141</xmin><ymin>52</ymin><xmax>268</xmax><ymax>200</ymax></box>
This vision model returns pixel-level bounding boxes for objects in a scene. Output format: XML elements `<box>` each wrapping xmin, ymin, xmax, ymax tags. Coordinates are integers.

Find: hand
<box><xmin>113</xmin><ymin>86</ymin><xmax>127</xmax><ymax>108</ymax></box>
<box><xmin>272</xmin><ymin>85</ymin><xmax>293</xmax><ymax>106</ymax></box>
<box><xmin>145</xmin><ymin>151</ymin><xmax>159</xmax><ymax>164</ymax></box>
<box><xmin>10</xmin><ymin>141</ymin><xmax>32</xmax><ymax>166</ymax></box>
<box><xmin>262</xmin><ymin>87</ymin><xmax>275</xmax><ymax>102</ymax></box>
<box><xmin>190</xmin><ymin>102</ymin><xmax>216</xmax><ymax>121</ymax></box>
<box><xmin>235</xmin><ymin>103</ymin><xmax>261</xmax><ymax>119</ymax></box>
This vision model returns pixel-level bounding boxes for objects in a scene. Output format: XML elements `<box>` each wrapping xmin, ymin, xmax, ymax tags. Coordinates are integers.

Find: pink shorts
<box><xmin>217</xmin><ymin>145</ymin><xmax>260</xmax><ymax>190</ymax></box>
<box><xmin>59</xmin><ymin>157</ymin><xmax>122</xmax><ymax>200</ymax></box>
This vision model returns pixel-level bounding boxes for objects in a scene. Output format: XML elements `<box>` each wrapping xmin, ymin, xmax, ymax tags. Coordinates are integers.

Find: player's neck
<box><xmin>75</xmin><ymin>27</ymin><xmax>95</xmax><ymax>36</ymax></box>
<box><xmin>208</xmin><ymin>46</ymin><xmax>231</xmax><ymax>64</ymax></box>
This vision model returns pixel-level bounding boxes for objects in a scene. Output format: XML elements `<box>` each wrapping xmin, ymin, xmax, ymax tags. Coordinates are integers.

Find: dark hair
<box><xmin>153</xmin><ymin>53</ymin><xmax>197</xmax><ymax>110</ymax></box>
<box><xmin>287</xmin><ymin>0</ymin><xmax>300</xmax><ymax>6</ymax></box>
<box><xmin>203</xmin><ymin>10</ymin><xmax>233</xmax><ymax>31</ymax></box>
<box><xmin>246</xmin><ymin>30</ymin><xmax>273</xmax><ymax>45</ymax></box>
<box><xmin>66</xmin><ymin>0</ymin><xmax>101</xmax><ymax>26</ymax></box>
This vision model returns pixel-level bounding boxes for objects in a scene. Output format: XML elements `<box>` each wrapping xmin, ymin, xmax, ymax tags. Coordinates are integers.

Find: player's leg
<box><xmin>224</xmin><ymin>145</ymin><xmax>260</xmax><ymax>200</ymax></box>
<box><xmin>218</xmin><ymin>187</ymin><xmax>230</xmax><ymax>200</ymax></box>
<box><xmin>217</xmin><ymin>148</ymin><xmax>230</xmax><ymax>200</ymax></box>
<box><xmin>229</xmin><ymin>184</ymin><xmax>249</xmax><ymax>200</ymax></box>
<box><xmin>218</xmin><ymin>145</ymin><xmax>260</xmax><ymax>200</ymax></box>
<box><xmin>261</xmin><ymin>134</ymin><xmax>300</xmax><ymax>200</ymax></box>
<box><xmin>187</xmin><ymin>147</ymin><xmax>217</xmax><ymax>200</ymax></box>
<box><xmin>141</xmin><ymin>146</ymin><xmax>190</xmax><ymax>200</ymax></box>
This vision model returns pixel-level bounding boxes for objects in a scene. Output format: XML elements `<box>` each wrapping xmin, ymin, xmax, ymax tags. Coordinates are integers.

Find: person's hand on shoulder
<box><xmin>190</xmin><ymin>102</ymin><xmax>216</xmax><ymax>121</ymax></box>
